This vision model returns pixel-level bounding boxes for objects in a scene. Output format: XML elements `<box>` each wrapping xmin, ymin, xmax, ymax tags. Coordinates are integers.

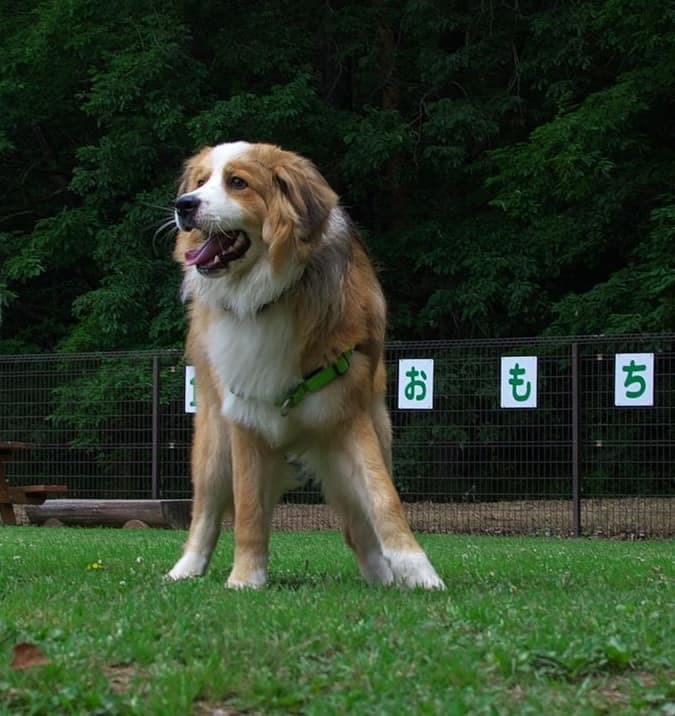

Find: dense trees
<box><xmin>1</xmin><ymin>0</ymin><xmax>673</xmax><ymax>353</ymax></box>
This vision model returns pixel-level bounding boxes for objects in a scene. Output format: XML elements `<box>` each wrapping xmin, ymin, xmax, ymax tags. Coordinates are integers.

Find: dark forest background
<box><xmin>1</xmin><ymin>0</ymin><xmax>673</xmax><ymax>354</ymax></box>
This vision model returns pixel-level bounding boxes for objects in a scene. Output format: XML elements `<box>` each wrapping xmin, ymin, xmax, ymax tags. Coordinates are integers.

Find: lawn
<box><xmin>0</xmin><ymin>528</ymin><xmax>673</xmax><ymax>715</ymax></box>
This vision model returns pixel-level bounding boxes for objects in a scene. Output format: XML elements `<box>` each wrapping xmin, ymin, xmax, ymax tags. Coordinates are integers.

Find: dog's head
<box><xmin>174</xmin><ymin>143</ymin><xmax>338</xmax><ymax>299</ymax></box>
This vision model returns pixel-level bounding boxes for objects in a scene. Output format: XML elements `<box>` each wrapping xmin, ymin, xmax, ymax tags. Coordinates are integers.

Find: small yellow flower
<box><xmin>86</xmin><ymin>559</ymin><xmax>105</xmax><ymax>571</ymax></box>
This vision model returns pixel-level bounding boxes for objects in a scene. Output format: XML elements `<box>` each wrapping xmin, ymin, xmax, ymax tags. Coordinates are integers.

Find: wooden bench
<box><xmin>0</xmin><ymin>442</ymin><xmax>67</xmax><ymax>525</ymax></box>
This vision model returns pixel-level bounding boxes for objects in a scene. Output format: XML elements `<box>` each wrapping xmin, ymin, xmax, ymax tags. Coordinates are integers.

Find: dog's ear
<box><xmin>263</xmin><ymin>155</ymin><xmax>338</xmax><ymax>270</ymax></box>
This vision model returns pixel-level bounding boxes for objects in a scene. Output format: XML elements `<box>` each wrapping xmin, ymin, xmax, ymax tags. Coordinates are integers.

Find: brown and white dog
<box><xmin>168</xmin><ymin>141</ymin><xmax>443</xmax><ymax>590</ymax></box>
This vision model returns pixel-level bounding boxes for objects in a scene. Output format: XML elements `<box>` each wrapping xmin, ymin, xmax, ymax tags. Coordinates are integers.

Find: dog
<box><xmin>168</xmin><ymin>141</ymin><xmax>444</xmax><ymax>590</ymax></box>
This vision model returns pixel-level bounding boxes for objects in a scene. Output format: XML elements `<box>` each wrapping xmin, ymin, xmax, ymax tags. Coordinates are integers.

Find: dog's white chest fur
<box><xmin>207</xmin><ymin>305</ymin><xmax>303</xmax><ymax>445</ymax></box>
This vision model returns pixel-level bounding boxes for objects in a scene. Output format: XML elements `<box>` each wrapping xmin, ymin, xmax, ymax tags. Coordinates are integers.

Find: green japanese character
<box><xmin>404</xmin><ymin>366</ymin><xmax>427</xmax><ymax>402</ymax></box>
<box><xmin>622</xmin><ymin>360</ymin><xmax>646</xmax><ymax>398</ymax></box>
<box><xmin>508</xmin><ymin>362</ymin><xmax>532</xmax><ymax>402</ymax></box>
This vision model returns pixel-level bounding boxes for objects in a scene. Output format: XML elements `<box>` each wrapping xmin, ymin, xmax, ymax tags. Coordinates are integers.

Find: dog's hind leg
<box><xmin>309</xmin><ymin>412</ymin><xmax>444</xmax><ymax>590</ymax></box>
<box><xmin>370</xmin><ymin>395</ymin><xmax>393</xmax><ymax>475</ymax></box>
<box><xmin>168</xmin><ymin>402</ymin><xmax>232</xmax><ymax>580</ymax></box>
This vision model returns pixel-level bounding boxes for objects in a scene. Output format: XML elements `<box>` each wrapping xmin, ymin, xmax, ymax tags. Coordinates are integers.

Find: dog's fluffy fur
<box><xmin>168</xmin><ymin>141</ymin><xmax>443</xmax><ymax>589</ymax></box>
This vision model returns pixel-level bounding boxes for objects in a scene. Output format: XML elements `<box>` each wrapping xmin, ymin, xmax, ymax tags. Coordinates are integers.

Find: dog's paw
<box><xmin>384</xmin><ymin>550</ymin><xmax>446</xmax><ymax>590</ymax></box>
<box><xmin>166</xmin><ymin>552</ymin><xmax>208</xmax><ymax>581</ymax></box>
<box><xmin>405</xmin><ymin>571</ymin><xmax>446</xmax><ymax>591</ymax></box>
<box><xmin>225</xmin><ymin>567</ymin><xmax>267</xmax><ymax>590</ymax></box>
<box><xmin>359</xmin><ymin>551</ymin><xmax>395</xmax><ymax>586</ymax></box>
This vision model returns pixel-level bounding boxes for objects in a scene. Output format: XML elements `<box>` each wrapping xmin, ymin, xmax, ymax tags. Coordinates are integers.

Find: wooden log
<box><xmin>24</xmin><ymin>499</ymin><xmax>192</xmax><ymax>529</ymax></box>
<box><xmin>123</xmin><ymin>519</ymin><xmax>150</xmax><ymax>529</ymax></box>
<box><xmin>43</xmin><ymin>518</ymin><xmax>66</xmax><ymax>527</ymax></box>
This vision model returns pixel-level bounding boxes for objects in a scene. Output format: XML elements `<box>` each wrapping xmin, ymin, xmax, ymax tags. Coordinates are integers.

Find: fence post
<box><xmin>151</xmin><ymin>355</ymin><xmax>160</xmax><ymax>500</ymax></box>
<box><xmin>571</xmin><ymin>342</ymin><xmax>581</xmax><ymax>536</ymax></box>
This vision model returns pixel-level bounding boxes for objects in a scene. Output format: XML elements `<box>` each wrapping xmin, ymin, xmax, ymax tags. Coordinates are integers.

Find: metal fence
<box><xmin>0</xmin><ymin>334</ymin><xmax>673</xmax><ymax>537</ymax></box>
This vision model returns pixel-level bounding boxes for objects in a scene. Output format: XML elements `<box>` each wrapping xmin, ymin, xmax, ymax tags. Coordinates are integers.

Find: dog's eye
<box><xmin>229</xmin><ymin>176</ymin><xmax>248</xmax><ymax>190</ymax></box>
<box><xmin>196</xmin><ymin>178</ymin><xmax>206</xmax><ymax>188</ymax></box>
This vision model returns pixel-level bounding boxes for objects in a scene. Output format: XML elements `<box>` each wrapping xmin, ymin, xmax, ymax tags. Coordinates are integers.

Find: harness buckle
<box><xmin>280</xmin><ymin>397</ymin><xmax>293</xmax><ymax>417</ymax></box>
<box><xmin>333</xmin><ymin>351</ymin><xmax>352</xmax><ymax>376</ymax></box>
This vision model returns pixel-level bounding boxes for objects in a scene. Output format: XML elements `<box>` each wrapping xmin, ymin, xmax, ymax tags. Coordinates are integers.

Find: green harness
<box><xmin>276</xmin><ymin>349</ymin><xmax>354</xmax><ymax>416</ymax></box>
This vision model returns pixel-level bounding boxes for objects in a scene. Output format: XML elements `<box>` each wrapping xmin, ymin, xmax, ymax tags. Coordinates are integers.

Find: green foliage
<box><xmin>488</xmin><ymin>2</ymin><xmax>675</xmax><ymax>336</ymax></box>
<box><xmin>48</xmin><ymin>359</ymin><xmax>152</xmax><ymax>446</ymax></box>
<box><xmin>1</xmin><ymin>0</ymin><xmax>674</xmax><ymax>352</ymax></box>
<box><xmin>552</xmin><ymin>201</ymin><xmax>675</xmax><ymax>334</ymax></box>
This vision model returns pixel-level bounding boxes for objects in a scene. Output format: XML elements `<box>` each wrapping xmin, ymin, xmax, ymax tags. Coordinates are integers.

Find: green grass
<box><xmin>0</xmin><ymin>528</ymin><xmax>673</xmax><ymax>715</ymax></box>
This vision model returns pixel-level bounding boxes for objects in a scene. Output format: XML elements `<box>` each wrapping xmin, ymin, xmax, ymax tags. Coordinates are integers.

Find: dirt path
<box><xmin>269</xmin><ymin>498</ymin><xmax>674</xmax><ymax>538</ymax></box>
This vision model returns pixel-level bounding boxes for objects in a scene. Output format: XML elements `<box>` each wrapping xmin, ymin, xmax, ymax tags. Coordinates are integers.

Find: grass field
<box><xmin>0</xmin><ymin>528</ymin><xmax>673</xmax><ymax>715</ymax></box>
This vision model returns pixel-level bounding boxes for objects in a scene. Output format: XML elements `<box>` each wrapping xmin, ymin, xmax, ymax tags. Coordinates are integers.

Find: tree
<box><xmin>1</xmin><ymin>0</ymin><xmax>673</xmax><ymax>354</ymax></box>
<box><xmin>488</xmin><ymin>2</ymin><xmax>675</xmax><ymax>336</ymax></box>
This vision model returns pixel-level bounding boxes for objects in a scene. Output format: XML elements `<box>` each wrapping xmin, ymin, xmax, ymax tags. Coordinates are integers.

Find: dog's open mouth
<box><xmin>184</xmin><ymin>231</ymin><xmax>250</xmax><ymax>275</ymax></box>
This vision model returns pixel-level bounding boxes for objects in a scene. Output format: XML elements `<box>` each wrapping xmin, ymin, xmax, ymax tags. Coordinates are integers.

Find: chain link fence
<box><xmin>0</xmin><ymin>334</ymin><xmax>673</xmax><ymax>536</ymax></box>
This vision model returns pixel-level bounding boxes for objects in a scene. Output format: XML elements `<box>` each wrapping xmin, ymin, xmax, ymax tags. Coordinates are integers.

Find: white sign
<box><xmin>185</xmin><ymin>365</ymin><xmax>197</xmax><ymax>413</ymax></box>
<box><xmin>398</xmin><ymin>359</ymin><xmax>434</xmax><ymax>409</ymax></box>
<box><xmin>501</xmin><ymin>356</ymin><xmax>537</xmax><ymax>408</ymax></box>
<box><xmin>615</xmin><ymin>353</ymin><xmax>654</xmax><ymax>406</ymax></box>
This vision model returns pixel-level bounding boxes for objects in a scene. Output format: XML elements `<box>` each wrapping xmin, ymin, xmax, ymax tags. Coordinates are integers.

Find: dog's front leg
<box><xmin>168</xmin><ymin>401</ymin><xmax>232</xmax><ymax>581</ymax></box>
<box><xmin>226</xmin><ymin>424</ymin><xmax>280</xmax><ymax>589</ymax></box>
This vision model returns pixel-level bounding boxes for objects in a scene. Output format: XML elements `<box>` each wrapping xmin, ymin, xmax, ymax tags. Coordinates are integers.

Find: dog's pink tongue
<box><xmin>184</xmin><ymin>238</ymin><xmax>220</xmax><ymax>267</ymax></box>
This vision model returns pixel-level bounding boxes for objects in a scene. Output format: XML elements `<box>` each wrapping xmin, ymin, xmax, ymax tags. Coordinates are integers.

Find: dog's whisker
<box><xmin>143</xmin><ymin>218</ymin><xmax>175</xmax><ymax>234</ymax></box>
<box><xmin>139</xmin><ymin>200</ymin><xmax>176</xmax><ymax>213</ymax></box>
<box><xmin>151</xmin><ymin>219</ymin><xmax>178</xmax><ymax>255</ymax></box>
<box><xmin>153</xmin><ymin>218</ymin><xmax>177</xmax><ymax>236</ymax></box>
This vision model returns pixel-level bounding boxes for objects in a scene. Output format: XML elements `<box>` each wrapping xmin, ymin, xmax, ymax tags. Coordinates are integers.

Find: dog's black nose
<box><xmin>175</xmin><ymin>194</ymin><xmax>201</xmax><ymax>231</ymax></box>
<box><xmin>175</xmin><ymin>194</ymin><xmax>201</xmax><ymax>217</ymax></box>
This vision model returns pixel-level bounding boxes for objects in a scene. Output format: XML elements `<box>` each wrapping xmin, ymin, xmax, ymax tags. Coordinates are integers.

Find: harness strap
<box><xmin>276</xmin><ymin>349</ymin><xmax>354</xmax><ymax>416</ymax></box>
